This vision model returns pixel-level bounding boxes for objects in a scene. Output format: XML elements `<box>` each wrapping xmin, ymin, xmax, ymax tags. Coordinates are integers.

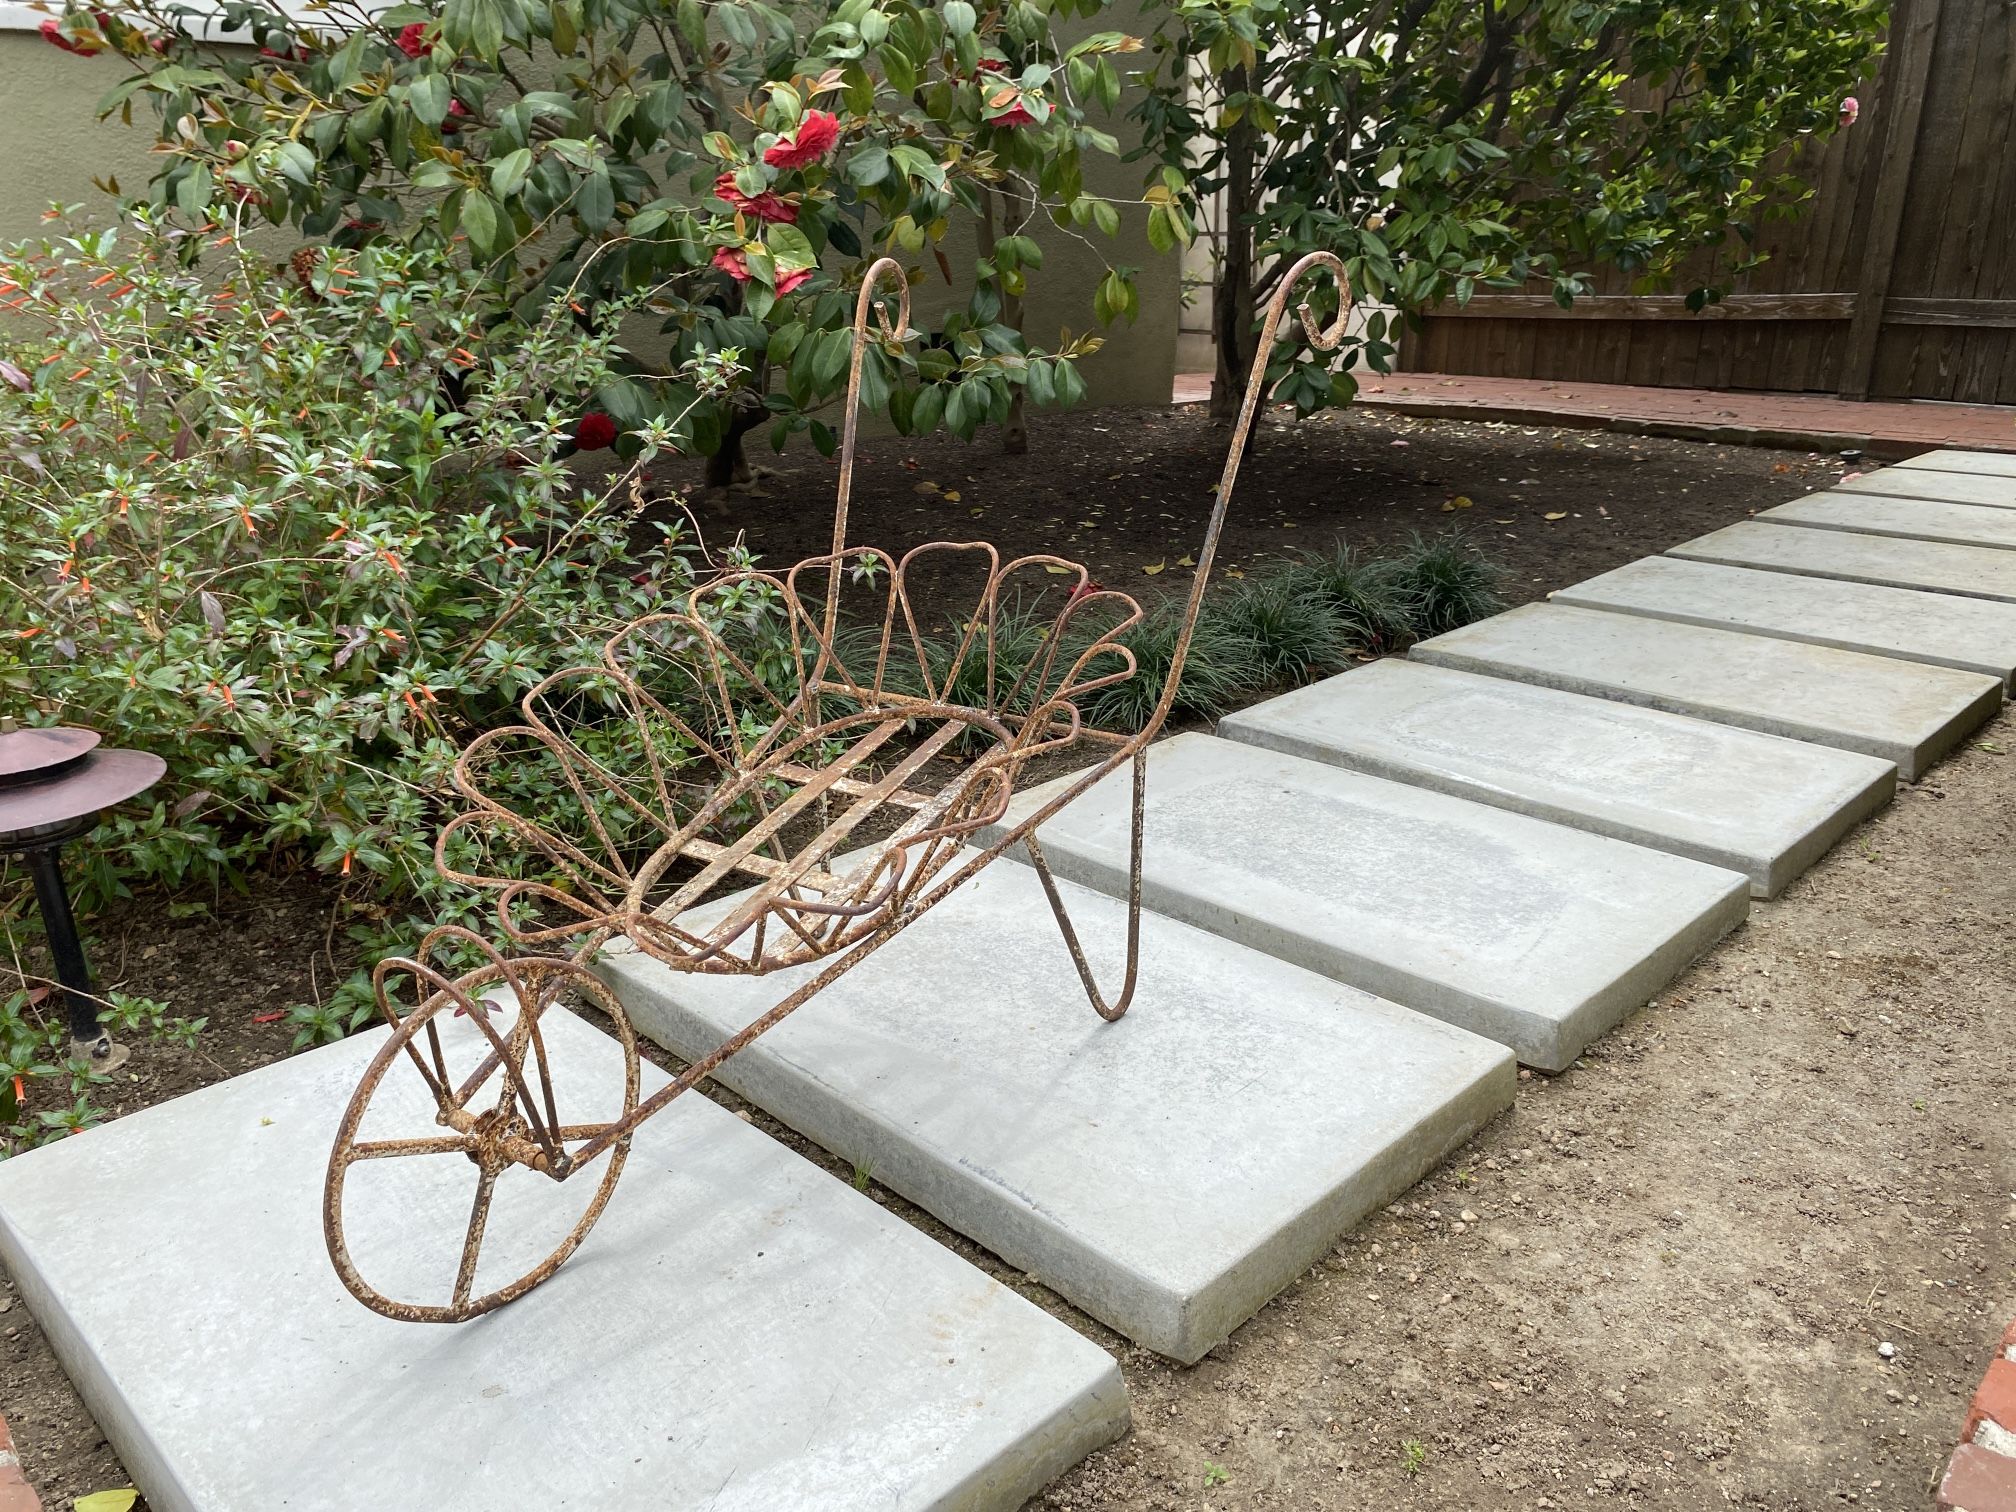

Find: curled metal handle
<box><xmin>824</xmin><ymin>256</ymin><xmax>915</xmax><ymax>643</ymax></box>
<box><xmin>1292</xmin><ymin>255</ymin><xmax>1351</xmax><ymax>351</ymax></box>
<box><xmin>1145</xmin><ymin>249</ymin><xmax>1352</xmax><ymax>735</ymax></box>
<box><xmin>853</xmin><ymin>254</ymin><xmax>912</xmax><ymax>346</ymax></box>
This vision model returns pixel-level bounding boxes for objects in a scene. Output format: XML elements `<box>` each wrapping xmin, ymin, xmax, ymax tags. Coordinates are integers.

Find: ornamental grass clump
<box><xmin>1382</xmin><ymin>529</ymin><xmax>1507</xmax><ymax>638</ymax></box>
<box><xmin>0</xmin><ymin>206</ymin><xmax>777</xmax><ymax>1051</ymax></box>
<box><xmin>1210</xmin><ymin>573</ymin><xmax>1354</xmax><ymax>687</ymax></box>
<box><xmin>1284</xmin><ymin>542</ymin><xmax>1411</xmax><ymax>653</ymax></box>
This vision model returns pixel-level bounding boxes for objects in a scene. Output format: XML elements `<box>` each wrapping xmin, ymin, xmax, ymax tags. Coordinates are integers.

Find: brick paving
<box><xmin>0</xmin><ymin>1414</ymin><xmax>44</xmax><ymax>1512</ymax></box>
<box><xmin>1936</xmin><ymin>1320</ymin><xmax>2016</xmax><ymax>1512</ymax></box>
<box><xmin>1170</xmin><ymin>370</ymin><xmax>2016</xmax><ymax>459</ymax></box>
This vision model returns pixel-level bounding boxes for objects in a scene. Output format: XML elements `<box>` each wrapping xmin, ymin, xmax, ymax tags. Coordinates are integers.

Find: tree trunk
<box><xmin>703</xmin><ymin>404</ymin><xmax>764</xmax><ymax>487</ymax></box>
<box><xmin>1000</xmin><ymin>302</ymin><xmax>1028</xmax><ymax>455</ymax></box>
<box><xmin>982</xmin><ymin>186</ymin><xmax>1030</xmax><ymax>454</ymax></box>
<box><xmin>1211</xmin><ymin>63</ymin><xmax>1259</xmax><ymax>426</ymax></box>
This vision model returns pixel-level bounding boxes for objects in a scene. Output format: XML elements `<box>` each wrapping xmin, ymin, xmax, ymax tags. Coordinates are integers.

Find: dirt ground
<box><xmin>664</xmin><ymin>399</ymin><xmax>1857</xmax><ymax>608</ymax></box>
<box><xmin>6</xmin><ymin>412</ymin><xmax>2007</xmax><ymax>1512</ymax></box>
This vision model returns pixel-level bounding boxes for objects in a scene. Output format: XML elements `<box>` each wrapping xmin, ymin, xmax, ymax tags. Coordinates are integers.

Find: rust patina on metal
<box><xmin>324</xmin><ymin>251</ymin><xmax>1352</xmax><ymax>1322</ymax></box>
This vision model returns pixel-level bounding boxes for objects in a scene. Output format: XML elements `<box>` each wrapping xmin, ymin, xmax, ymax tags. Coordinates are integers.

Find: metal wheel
<box><xmin>323</xmin><ymin>950</ymin><xmax>640</xmax><ymax>1323</ymax></box>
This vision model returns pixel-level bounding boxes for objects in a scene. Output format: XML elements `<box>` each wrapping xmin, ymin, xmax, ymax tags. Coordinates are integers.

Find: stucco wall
<box><xmin>0</xmin><ymin>16</ymin><xmax>1177</xmax><ymax>407</ymax></box>
<box><xmin>0</xmin><ymin>31</ymin><xmax>167</xmax><ymax>240</ymax></box>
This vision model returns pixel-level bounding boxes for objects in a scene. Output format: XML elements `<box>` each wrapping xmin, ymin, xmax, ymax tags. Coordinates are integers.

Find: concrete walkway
<box><xmin>1172</xmin><ymin>371</ymin><xmax>2016</xmax><ymax>459</ymax></box>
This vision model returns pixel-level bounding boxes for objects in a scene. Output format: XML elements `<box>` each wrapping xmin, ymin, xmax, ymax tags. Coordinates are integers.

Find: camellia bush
<box><xmin>1134</xmin><ymin>0</ymin><xmax>1886</xmax><ymax>418</ymax></box>
<box><xmin>45</xmin><ymin>0</ymin><xmax>1179</xmax><ymax>467</ymax></box>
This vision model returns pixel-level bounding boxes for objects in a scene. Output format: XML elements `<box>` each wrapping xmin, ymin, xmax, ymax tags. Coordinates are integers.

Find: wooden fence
<box><xmin>1400</xmin><ymin>0</ymin><xmax>2016</xmax><ymax>405</ymax></box>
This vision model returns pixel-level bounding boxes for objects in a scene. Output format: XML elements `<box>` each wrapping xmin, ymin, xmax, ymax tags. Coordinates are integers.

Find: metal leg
<box><xmin>22</xmin><ymin>843</ymin><xmax>126</xmax><ymax>1071</ymax></box>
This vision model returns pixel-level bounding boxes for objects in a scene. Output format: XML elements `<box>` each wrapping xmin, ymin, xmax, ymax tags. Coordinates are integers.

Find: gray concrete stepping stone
<box><xmin>1895</xmin><ymin>449</ymin><xmax>2016</xmax><ymax>480</ymax></box>
<box><xmin>1839</xmin><ymin>468</ymin><xmax>2016</xmax><ymax>508</ymax></box>
<box><xmin>1411</xmin><ymin>603</ymin><xmax>2000</xmax><ymax>780</ymax></box>
<box><xmin>1669</xmin><ymin>520</ymin><xmax>2016</xmax><ymax>604</ymax></box>
<box><xmin>0</xmin><ymin>1009</ymin><xmax>1127</xmax><ymax>1512</ymax></box>
<box><xmin>1218</xmin><ymin>658</ymin><xmax>1893</xmax><ymax>897</ymax></box>
<box><xmin>1552</xmin><ymin>555</ymin><xmax>2016</xmax><ymax>687</ymax></box>
<box><xmin>598</xmin><ymin>863</ymin><xmax>1514</xmax><ymax>1363</ymax></box>
<box><xmin>977</xmin><ymin>732</ymin><xmax>1749</xmax><ymax>1072</ymax></box>
<box><xmin>1761</xmin><ymin>491</ymin><xmax>2016</xmax><ymax>548</ymax></box>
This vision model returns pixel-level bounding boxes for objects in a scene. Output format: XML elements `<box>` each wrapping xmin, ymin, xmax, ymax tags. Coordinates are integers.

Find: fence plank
<box><xmin>1430</xmin><ymin>294</ymin><xmax>1856</xmax><ymax>321</ymax></box>
<box><xmin>1842</xmin><ymin>0</ymin><xmax>1946</xmax><ymax>398</ymax></box>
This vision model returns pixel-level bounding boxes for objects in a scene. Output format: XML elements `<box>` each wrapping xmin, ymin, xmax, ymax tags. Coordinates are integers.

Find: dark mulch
<box><xmin>664</xmin><ymin>399</ymin><xmax>1854</xmax><ymax>608</ymax></box>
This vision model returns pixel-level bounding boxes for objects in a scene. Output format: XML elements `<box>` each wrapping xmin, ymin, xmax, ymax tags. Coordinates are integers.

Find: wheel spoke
<box><xmin>346</xmin><ymin>1134</ymin><xmax>470</xmax><ymax>1163</ymax></box>
<box><xmin>453</xmin><ymin>1166</ymin><xmax>500</xmax><ymax>1311</ymax></box>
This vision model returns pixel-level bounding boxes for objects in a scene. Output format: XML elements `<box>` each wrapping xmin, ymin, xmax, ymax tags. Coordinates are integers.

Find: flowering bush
<box><xmin>0</xmin><ymin>206</ymin><xmax>770</xmax><ymax>1051</ymax></box>
<box><xmin>57</xmin><ymin>0</ymin><xmax>1168</xmax><ymax>471</ymax></box>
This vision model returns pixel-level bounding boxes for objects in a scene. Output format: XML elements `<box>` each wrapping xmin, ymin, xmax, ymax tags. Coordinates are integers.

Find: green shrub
<box><xmin>1075</xmin><ymin>598</ymin><xmax>1263</xmax><ymax>732</ymax></box>
<box><xmin>1383</xmin><ymin>529</ymin><xmax>1507</xmax><ymax>638</ymax></box>
<box><xmin>1285</xmin><ymin>544</ymin><xmax>1411</xmax><ymax>652</ymax></box>
<box><xmin>0</xmin><ymin>207</ymin><xmax>779</xmax><ymax>1104</ymax></box>
<box><xmin>1210</xmin><ymin>573</ymin><xmax>1352</xmax><ymax>687</ymax></box>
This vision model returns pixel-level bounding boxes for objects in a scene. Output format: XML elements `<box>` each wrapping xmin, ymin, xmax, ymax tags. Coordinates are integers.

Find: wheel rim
<box><xmin>323</xmin><ymin>957</ymin><xmax>639</xmax><ymax>1323</ymax></box>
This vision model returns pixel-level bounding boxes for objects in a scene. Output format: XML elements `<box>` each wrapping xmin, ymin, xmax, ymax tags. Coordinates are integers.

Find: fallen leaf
<box><xmin>942</xmin><ymin>489</ymin><xmax>961</xmax><ymax>502</ymax></box>
<box><xmin>1445</xmin><ymin>494</ymin><xmax>1474</xmax><ymax>510</ymax></box>
<box><xmin>252</xmin><ymin>1011</ymin><xmax>286</xmax><ymax>1024</ymax></box>
<box><xmin>1043</xmin><ymin>564</ymin><xmax>1074</xmax><ymax>575</ymax></box>
<box><xmin>1224</xmin><ymin>567</ymin><xmax>1245</xmax><ymax>578</ymax></box>
<box><xmin>913</xmin><ymin>480</ymin><xmax>940</xmax><ymax>495</ymax></box>
<box><xmin>1142</xmin><ymin>561</ymin><xmax>1166</xmax><ymax>576</ymax></box>
<box><xmin>76</xmin><ymin>1492</ymin><xmax>139</xmax><ymax>1512</ymax></box>
<box><xmin>1492</xmin><ymin>518</ymin><xmax>1515</xmax><ymax>525</ymax></box>
<box><xmin>1176</xmin><ymin>554</ymin><xmax>1196</xmax><ymax>567</ymax></box>
<box><xmin>1544</xmin><ymin>511</ymin><xmax>1567</xmax><ymax>521</ymax></box>
<box><xmin>969</xmin><ymin>507</ymin><xmax>985</xmax><ymax>518</ymax></box>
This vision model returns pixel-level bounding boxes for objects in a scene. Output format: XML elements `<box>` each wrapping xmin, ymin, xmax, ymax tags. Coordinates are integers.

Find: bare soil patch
<box><xmin>6</xmin><ymin>415</ymin><xmax>1996</xmax><ymax>1512</ymax></box>
<box><xmin>666</xmin><ymin>400</ymin><xmax>1856</xmax><ymax>608</ymax></box>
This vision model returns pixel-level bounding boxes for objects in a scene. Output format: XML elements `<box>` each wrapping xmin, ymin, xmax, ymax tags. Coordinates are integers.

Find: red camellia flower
<box><xmin>442</xmin><ymin>97</ymin><xmax>470</xmax><ymax>134</ymax></box>
<box><xmin>711</xmin><ymin>246</ymin><xmax>812</xmax><ymax>295</ymax></box>
<box><xmin>396</xmin><ymin>22</ymin><xmax>429</xmax><ymax>57</ymax></box>
<box><xmin>991</xmin><ymin>101</ymin><xmax>1037</xmax><ymax>128</ymax></box>
<box><xmin>713</xmin><ymin>172</ymin><xmax>798</xmax><ymax>224</ymax></box>
<box><xmin>1067</xmin><ymin>577</ymin><xmax>1109</xmax><ymax>604</ymax></box>
<box><xmin>575</xmin><ymin>412</ymin><xmax>618</xmax><ymax>451</ymax></box>
<box><xmin>762</xmin><ymin>110</ymin><xmax>840</xmax><ymax>169</ymax></box>
<box><xmin>40</xmin><ymin>19</ymin><xmax>104</xmax><ymax>54</ymax></box>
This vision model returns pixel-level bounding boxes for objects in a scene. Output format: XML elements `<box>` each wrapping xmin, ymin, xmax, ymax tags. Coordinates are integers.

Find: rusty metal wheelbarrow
<box><xmin>322</xmin><ymin>251</ymin><xmax>1351</xmax><ymax>1321</ymax></box>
